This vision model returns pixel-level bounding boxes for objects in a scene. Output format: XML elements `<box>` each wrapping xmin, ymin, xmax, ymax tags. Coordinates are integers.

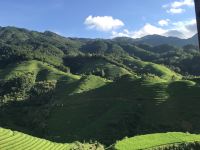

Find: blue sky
<box><xmin>0</xmin><ymin>0</ymin><xmax>197</xmax><ymax>39</ymax></box>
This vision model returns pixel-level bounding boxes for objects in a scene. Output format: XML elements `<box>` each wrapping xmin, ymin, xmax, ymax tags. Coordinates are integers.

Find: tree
<box><xmin>81</xmin><ymin>40</ymin><xmax>108</xmax><ymax>54</ymax></box>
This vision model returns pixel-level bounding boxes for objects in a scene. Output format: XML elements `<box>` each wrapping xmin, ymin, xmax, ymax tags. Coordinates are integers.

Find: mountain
<box><xmin>186</xmin><ymin>33</ymin><xmax>199</xmax><ymax>45</ymax></box>
<box><xmin>1</xmin><ymin>26</ymin><xmax>200</xmax><ymax>148</ymax></box>
<box><xmin>114</xmin><ymin>34</ymin><xmax>199</xmax><ymax>47</ymax></box>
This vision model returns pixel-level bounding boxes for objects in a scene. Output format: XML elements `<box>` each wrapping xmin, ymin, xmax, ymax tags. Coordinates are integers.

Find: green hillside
<box><xmin>0</xmin><ymin>60</ymin><xmax>80</xmax><ymax>103</ymax></box>
<box><xmin>0</xmin><ymin>60</ymin><xmax>79</xmax><ymax>81</ymax></box>
<box><xmin>1</xmin><ymin>27</ymin><xmax>200</xmax><ymax>149</ymax></box>
<box><xmin>121</xmin><ymin>56</ymin><xmax>181</xmax><ymax>80</ymax></box>
<box><xmin>113</xmin><ymin>132</ymin><xmax>200</xmax><ymax>150</ymax></box>
<box><xmin>0</xmin><ymin>127</ymin><xmax>104</xmax><ymax>150</ymax></box>
<box><xmin>64</xmin><ymin>55</ymin><xmax>133</xmax><ymax>80</ymax></box>
<box><xmin>1</xmin><ymin>60</ymin><xmax>200</xmax><ymax>146</ymax></box>
<box><xmin>45</xmin><ymin>74</ymin><xmax>200</xmax><ymax>145</ymax></box>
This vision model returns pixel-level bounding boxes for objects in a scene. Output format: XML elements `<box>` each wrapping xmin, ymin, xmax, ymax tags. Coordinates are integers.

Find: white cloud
<box><xmin>158</xmin><ymin>19</ymin><xmax>170</xmax><ymax>26</ymax></box>
<box><xmin>84</xmin><ymin>15</ymin><xmax>124</xmax><ymax>32</ymax></box>
<box><xmin>171</xmin><ymin>0</ymin><xmax>194</xmax><ymax>8</ymax></box>
<box><xmin>167</xmin><ymin>8</ymin><xmax>185</xmax><ymax>14</ymax></box>
<box><xmin>112</xmin><ymin>23</ymin><xmax>166</xmax><ymax>39</ymax></box>
<box><xmin>163</xmin><ymin>0</ymin><xmax>194</xmax><ymax>14</ymax></box>
<box><xmin>169</xmin><ymin>19</ymin><xmax>197</xmax><ymax>38</ymax></box>
<box><xmin>132</xmin><ymin>24</ymin><xmax>166</xmax><ymax>38</ymax></box>
<box><xmin>112</xmin><ymin>19</ymin><xmax>197</xmax><ymax>39</ymax></box>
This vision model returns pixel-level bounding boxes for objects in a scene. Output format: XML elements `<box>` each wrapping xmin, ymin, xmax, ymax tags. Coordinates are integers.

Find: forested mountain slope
<box><xmin>114</xmin><ymin>33</ymin><xmax>198</xmax><ymax>47</ymax></box>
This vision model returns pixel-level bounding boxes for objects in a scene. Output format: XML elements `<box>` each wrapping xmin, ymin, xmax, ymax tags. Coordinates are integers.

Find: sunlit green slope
<box><xmin>113</xmin><ymin>132</ymin><xmax>200</xmax><ymax>150</ymax></box>
<box><xmin>121</xmin><ymin>56</ymin><xmax>182</xmax><ymax>80</ymax></box>
<box><xmin>0</xmin><ymin>127</ymin><xmax>104</xmax><ymax>150</ymax></box>
<box><xmin>0</xmin><ymin>60</ymin><xmax>80</xmax><ymax>81</ymax></box>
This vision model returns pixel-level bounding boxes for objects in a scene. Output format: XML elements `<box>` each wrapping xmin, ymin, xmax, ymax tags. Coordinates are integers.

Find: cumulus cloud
<box><xmin>169</xmin><ymin>19</ymin><xmax>197</xmax><ymax>38</ymax></box>
<box><xmin>158</xmin><ymin>19</ymin><xmax>170</xmax><ymax>26</ymax></box>
<box><xmin>170</xmin><ymin>0</ymin><xmax>194</xmax><ymax>8</ymax></box>
<box><xmin>112</xmin><ymin>24</ymin><xmax>166</xmax><ymax>39</ymax></box>
<box><xmin>163</xmin><ymin>0</ymin><xmax>194</xmax><ymax>14</ymax></box>
<box><xmin>112</xmin><ymin>19</ymin><xmax>197</xmax><ymax>39</ymax></box>
<box><xmin>167</xmin><ymin>8</ymin><xmax>185</xmax><ymax>14</ymax></box>
<box><xmin>84</xmin><ymin>15</ymin><xmax>124</xmax><ymax>32</ymax></box>
<box><xmin>131</xmin><ymin>24</ymin><xmax>166</xmax><ymax>38</ymax></box>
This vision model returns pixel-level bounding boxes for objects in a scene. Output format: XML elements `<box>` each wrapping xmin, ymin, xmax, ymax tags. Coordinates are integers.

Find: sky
<box><xmin>0</xmin><ymin>0</ymin><xmax>197</xmax><ymax>39</ymax></box>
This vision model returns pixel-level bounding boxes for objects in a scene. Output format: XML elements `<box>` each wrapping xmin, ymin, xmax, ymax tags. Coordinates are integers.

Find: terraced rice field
<box><xmin>114</xmin><ymin>132</ymin><xmax>200</xmax><ymax>150</ymax></box>
<box><xmin>0</xmin><ymin>128</ymin><xmax>73</xmax><ymax>150</ymax></box>
<box><xmin>2</xmin><ymin>128</ymin><xmax>200</xmax><ymax>150</ymax></box>
<box><xmin>0</xmin><ymin>128</ymin><xmax>104</xmax><ymax>150</ymax></box>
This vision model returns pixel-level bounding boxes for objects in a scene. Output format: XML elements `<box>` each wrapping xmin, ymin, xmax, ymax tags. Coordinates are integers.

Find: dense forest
<box><xmin>0</xmin><ymin>26</ymin><xmax>199</xmax><ymax>77</ymax></box>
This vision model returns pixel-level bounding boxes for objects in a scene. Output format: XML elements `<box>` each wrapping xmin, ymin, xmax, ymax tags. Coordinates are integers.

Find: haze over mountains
<box><xmin>114</xmin><ymin>33</ymin><xmax>198</xmax><ymax>47</ymax></box>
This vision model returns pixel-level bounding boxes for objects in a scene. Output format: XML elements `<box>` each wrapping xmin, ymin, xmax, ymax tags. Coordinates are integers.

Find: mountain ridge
<box><xmin>113</xmin><ymin>34</ymin><xmax>198</xmax><ymax>47</ymax></box>
<box><xmin>0</xmin><ymin>26</ymin><xmax>198</xmax><ymax>47</ymax></box>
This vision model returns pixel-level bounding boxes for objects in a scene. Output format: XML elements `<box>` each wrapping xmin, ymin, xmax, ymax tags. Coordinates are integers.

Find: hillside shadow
<box><xmin>44</xmin><ymin>75</ymin><xmax>173</xmax><ymax>145</ymax></box>
<box><xmin>1</xmin><ymin>76</ymin><xmax>200</xmax><ymax>146</ymax></box>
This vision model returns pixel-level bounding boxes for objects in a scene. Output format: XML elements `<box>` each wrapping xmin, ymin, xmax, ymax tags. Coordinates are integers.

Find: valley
<box><xmin>0</xmin><ymin>27</ymin><xmax>200</xmax><ymax>149</ymax></box>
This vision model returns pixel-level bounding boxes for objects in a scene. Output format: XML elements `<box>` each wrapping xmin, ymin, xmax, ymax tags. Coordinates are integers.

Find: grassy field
<box><xmin>72</xmin><ymin>75</ymin><xmax>111</xmax><ymax>94</ymax></box>
<box><xmin>1</xmin><ymin>127</ymin><xmax>200</xmax><ymax>150</ymax></box>
<box><xmin>0</xmin><ymin>60</ymin><xmax>80</xmax><ymax>81</ymax></box>
<box><xmin>113</xmin><ymin>132</ymin><xmax>200</xmax><ymax>150</ymax></box>
<box><xmin>121</xmin><ymin>56</ymin><xmax>182</xmax><ymax>81</ymax></box>
<box><xmin>0</xmin><ymin>127</ymin><xmax>104</xmax><ymax>150</ymax></box>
